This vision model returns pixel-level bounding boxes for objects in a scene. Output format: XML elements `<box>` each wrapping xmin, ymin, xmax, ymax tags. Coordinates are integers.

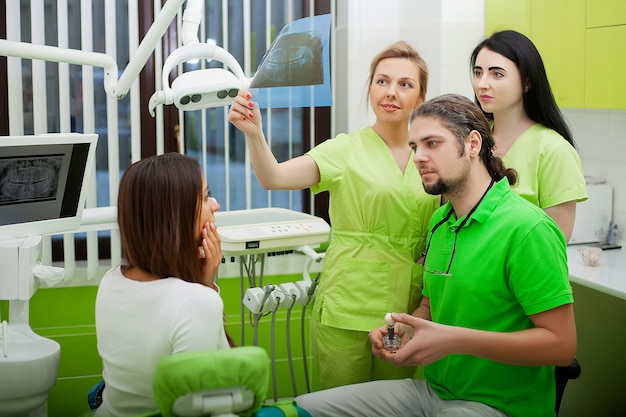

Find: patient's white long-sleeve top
<box><xmin>95</xmin><ymin>265</ymin><xmax>230</xmax><ymax>416</ymax></box>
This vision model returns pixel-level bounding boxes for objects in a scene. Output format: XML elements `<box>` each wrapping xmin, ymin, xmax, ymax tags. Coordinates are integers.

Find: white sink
<box><xmin>0</xmin><ymin>323</ymin><xmax>61</xmax><ymax>416</ymax></box>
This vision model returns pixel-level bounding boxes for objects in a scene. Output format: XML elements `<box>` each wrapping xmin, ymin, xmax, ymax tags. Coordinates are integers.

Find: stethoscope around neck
<box><xmin>422</xmin><ymin>178</ymin><xmax>495</xmax><ymax>276</ymax></box>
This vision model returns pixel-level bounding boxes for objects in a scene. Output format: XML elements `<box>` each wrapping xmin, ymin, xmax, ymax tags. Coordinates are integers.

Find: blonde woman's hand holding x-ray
<box><xmin>228</xmin><ymin>89</ymin><xmax>320</xmax><ymax>190</ymax></box>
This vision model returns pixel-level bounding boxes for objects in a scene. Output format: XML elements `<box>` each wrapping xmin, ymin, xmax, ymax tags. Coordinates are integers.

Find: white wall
<box><xmin>332</xmin><ymin>0</ymin><xmax>484</xmax><ymax>135</ymax></box>
<box><xmin>563</xmin><ymin>108</ymin><xmax>626</xmax><ymax>240</ymax></box>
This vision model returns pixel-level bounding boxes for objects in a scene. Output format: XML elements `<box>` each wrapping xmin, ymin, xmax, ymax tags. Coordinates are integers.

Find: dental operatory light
<box><xmin>148</xmin><ymin>39</ymin><xmax>249</xmax><ymax>116</ymax></box>
<box><xmin>0</xmin><ymin>0</ymin><xmax>244</xmax><ymax>114</ymax></box>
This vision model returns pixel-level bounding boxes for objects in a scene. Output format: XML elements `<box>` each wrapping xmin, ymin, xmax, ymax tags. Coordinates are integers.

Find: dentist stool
<box><xmin>555</xmin><ymin>358</ymin><xmax>581</xmax><ymax>416</ymax></box>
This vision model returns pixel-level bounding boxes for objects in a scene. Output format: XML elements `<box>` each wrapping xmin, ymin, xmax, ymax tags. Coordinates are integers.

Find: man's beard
<box><xmin>423</xmin><ymin>179</ymin><xmax>449</xmax><ymax>195</ymax></box>
<box><xmin>422</xmin><ymin>156</ymin><xmax>470</xmax><ymax>196</ymax></box>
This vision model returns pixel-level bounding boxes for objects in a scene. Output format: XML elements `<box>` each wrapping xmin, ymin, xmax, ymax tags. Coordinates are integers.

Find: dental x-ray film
<box><xmin>249</xmin><ymin>14</ymin><xmax>332</xmax><ymax>109</ymax></box>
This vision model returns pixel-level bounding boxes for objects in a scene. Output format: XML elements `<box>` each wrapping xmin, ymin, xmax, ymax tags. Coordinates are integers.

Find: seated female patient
<box><xmin>94</xmin><ymin>153</ymin><xmax>229</xmax><ymax>416</ymax></box>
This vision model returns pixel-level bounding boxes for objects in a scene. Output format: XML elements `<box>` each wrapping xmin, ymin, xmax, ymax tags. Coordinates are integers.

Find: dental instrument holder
<box><xmin>216</xmin><ymin>208</ymin><xmax>328</xmax><ymax>399</ymax></box>
<box><xmin>215</xmin><ymin>207</ymin><xmax>329</xmax><ymax>345</ymax></box>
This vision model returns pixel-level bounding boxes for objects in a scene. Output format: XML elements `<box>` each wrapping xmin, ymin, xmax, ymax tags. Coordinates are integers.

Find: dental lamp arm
<box><xmin>160</xmin><ymin>41</ymin><xmax>247</xmax><ymax>89</ymax></box>
<box><xmin>115</xmin><ymin>0</ymin><xmax>201</xmax><ymax>98</ymax></box>
<box><xmin>181</xmin><ymin>0</ymin><xmax>204</xmax><ymax>45</ymax></box>
<box><xmin>0</xmin><ymin>0</ymin><xmax>202</xmax><ymax>100</ymax></box>
<box><xmin>297</xmin><ymin>246</ymin><xmax>325</xmax><ymax>282</ymax></box>
<box><xmin>0</xmin><ymin>39</ymin><xmax>119</xmax><ymax>94</ymax></box>
<box><xmin>297</xmin><ymin>245</ymin><xmax>324</xmax><ymax>264</ymax></box>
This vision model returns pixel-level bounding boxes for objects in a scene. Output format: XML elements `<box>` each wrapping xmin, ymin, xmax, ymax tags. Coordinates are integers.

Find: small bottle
<box><xmin>382</xmin><ymin>313</ymin><xmax>401</xmax><ymax>352</ymax></box>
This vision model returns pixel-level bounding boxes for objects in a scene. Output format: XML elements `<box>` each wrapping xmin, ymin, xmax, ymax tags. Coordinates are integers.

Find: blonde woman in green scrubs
<box><xmin>471</xmin><ymin>30</ymin><xmax>587</xmax><ymax>241</ymax></box>
<box><xmin>229</xmin><ymin>41</ymin><xmax>440</xmax><ymax>389</ymax></box>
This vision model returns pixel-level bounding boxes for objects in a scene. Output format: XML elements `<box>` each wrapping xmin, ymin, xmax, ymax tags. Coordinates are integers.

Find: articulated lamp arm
<box><xmin>0</xmin><ymin>39</ymin><xmax>119</xmax><ymax>95</ymax></box>
<box><xmin>0</xmin><ymin>0</ymin><xmax>202</xmax><ymax>100</ymax></box>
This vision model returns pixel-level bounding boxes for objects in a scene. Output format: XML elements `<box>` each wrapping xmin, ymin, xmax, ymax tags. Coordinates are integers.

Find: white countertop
<box><xmin>567</xmin><ymin>243</ymin><xmax>626</xmax><ymax>300</ymax></box>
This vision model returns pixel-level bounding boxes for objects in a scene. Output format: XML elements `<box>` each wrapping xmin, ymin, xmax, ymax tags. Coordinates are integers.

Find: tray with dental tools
<box><xmin>215</xmin><ymin>208</ymin><xmax>331</xmax><ymax>255</ymax></box>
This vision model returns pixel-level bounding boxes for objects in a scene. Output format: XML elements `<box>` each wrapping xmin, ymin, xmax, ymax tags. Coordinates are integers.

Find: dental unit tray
<box><xmin>215</xmin><ymin>208</ymin><xmax>330</xmax><ymax>255</ymax></box>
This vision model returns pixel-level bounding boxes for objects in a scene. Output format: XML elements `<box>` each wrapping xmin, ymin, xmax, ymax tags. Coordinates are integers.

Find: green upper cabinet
<box><xmin>585</xmin><ymin>25</ymin><xmax>626</xmax><ymax>109</ymax></box>
<box><xmin>586</xmin><ymin>0</ymin><xmax>626</xmax><ymax>27</ymax></box>
<box><xmin>485</xmin><ymin>0</ymin><xmax>626</xmax><ymax>109</ymax></box>
<box><xmin>530</xmin><ymin>0</ymin><xmax>585</xmax><ymax>108</ymax></box>
<box><xmin>485</xmin><ymin>0</ymin><xmax>532</xmax><ymax>36</ymax></box>
<box><xmin>584</xmin><ymin>0</ymin><xmax>626</xmax><ymax>109</ymax></box>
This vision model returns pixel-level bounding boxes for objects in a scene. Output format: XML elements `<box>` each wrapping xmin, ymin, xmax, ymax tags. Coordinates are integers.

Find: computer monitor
<box><xmin>0</xmin><ymin>133</ymin><xmax>97</xmax><ymax>240</ymax></box>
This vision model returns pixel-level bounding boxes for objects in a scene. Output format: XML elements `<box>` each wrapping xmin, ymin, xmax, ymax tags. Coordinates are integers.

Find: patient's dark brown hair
<box><xmin>117</xmin><ymin>152</ymin><xmax>204</xmax><ymax>283</ymax></box>
<box><xmin>118</xmin><ymin>153</ymin><xmax>236</xmax><ymax>346</ymax></box>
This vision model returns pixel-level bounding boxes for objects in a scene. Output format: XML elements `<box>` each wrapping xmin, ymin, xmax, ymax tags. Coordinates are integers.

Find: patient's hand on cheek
<box><xmin>198</xmin><ymin>222</ymin><xmax>222</xmax><ymax>288</ymax></box>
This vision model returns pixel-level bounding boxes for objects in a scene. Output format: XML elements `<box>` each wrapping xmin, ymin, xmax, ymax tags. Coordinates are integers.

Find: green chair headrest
<box><xmin>152</xmin><ymin>346</ymin><xmax>270</xmax><ymax>417</ymax></box>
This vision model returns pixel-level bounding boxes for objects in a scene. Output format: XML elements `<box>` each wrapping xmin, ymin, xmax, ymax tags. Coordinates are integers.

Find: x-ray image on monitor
<box><xmin>0</xmin><ymin>155</ymin><xmax>63</xmax><ymax>204</ymax></box>
<box><xmin>0</xmin><ymin>133</ymin><xmax>97</xmax><ymax>240</ymax></box>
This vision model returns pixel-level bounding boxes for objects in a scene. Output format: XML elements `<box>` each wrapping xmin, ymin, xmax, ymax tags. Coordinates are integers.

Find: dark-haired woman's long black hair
<box><xmin>470</xmin><ymin>30</ymin><xmax>576</xmax><ymax>148</ymax></box>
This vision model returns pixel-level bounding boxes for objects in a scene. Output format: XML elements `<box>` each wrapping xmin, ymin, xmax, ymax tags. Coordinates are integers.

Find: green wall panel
<box><xmin>48</xmin><ymin>376</ymin><xmax>103</xmax><ymax>417</ymax></box>
<box><xmin>30</xmin><ymin>285</ymin><xmax>98</xmax><ymax>328</ymax></box>
<box><xmin>52</xmin><ymin>333</ymin><xmax>100</xmax><ymax>378</ymax></box>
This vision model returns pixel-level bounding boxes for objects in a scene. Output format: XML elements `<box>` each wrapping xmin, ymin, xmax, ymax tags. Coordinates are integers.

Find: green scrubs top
<box><xmin>504</xmin><ymin>124</ymin><xmax>588</xmax><ymax>208</ymax></box>
<box><xmin>307</xmin><ymin>127</ymin><xmax>440</xmax><ymax>332</ymax></box>
<box><xmin>423</xmin><ymin>178</ymin><xmax>573</xmax><ymax>417</ymax></box>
